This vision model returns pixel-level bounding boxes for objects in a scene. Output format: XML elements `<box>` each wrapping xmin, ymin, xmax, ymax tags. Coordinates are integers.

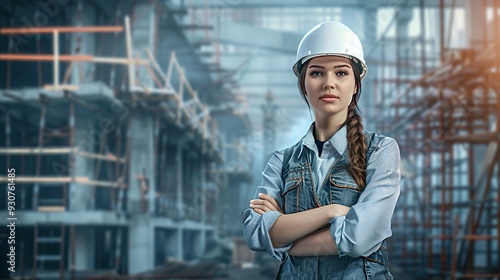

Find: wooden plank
<box><xmin>93</xmin><ymin>56</ymin><xmax>149</xmax><ymax>65</ymax></box>
<box><xmin>0</xmin><ymin>54</ymin><xmax>93</xmax><ymax>62</ymax></box>
<box><xmin>38</xmin><ymin>206</ymin><xmax>65</xmax><ymax>212</ymax></box>
<box><xmin>0</xmin><ymin>176</ymin><xmax>120</xmax><ymax>187</ymax></box>
<box><xmin>0</xmin><ymin>26</ymin><xmax>123</xmax><ymax>34</ymax></box>
<box><xmin>0</xmin><ymin>54</ymin><xmax>149</xmax><ymax>65</ymax></box>
<box><xmin>0</xmin><ymin>147</ymin><xmax>73</xmax><ymax>154</ymax></box>
<box><xmin>0</xmin><ymin>176</ymin><xmax>73</xmax><ymax>183</ymax></box>
<box><xmin>54</xmin><ymin>30</ymin><xmax>59</xmax><ymax>90</ymax></box>
<box><xmin>0</xmin><ymin>148</ymin><xmax>125</xmax><ymax>163</ymax></box>
<box><xmin>43</xmin><ymin>84</ymin><xmax>79</xmax><ymax>91</ymax></box>
<box><xmin>125</xmin><ymin>16</ymin><xmax>134</xmax><ymax>89</ymax></box>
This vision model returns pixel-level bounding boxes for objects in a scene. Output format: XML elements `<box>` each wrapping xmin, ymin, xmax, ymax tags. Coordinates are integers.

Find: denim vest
<box><xmin>276</xmin><ymin>130</ymin><xmax>394</xmax><ymax>280</ymax></box>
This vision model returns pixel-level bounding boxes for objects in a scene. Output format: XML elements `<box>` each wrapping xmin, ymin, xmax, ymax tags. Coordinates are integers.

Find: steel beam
<box><xmin>215</xmin><ymin>23</ymin><xmax>300</xmax><ymax>53</ymax></box>
<box><xmin>172</xmin><ymin>0</ymin><xmax>465</xmax><ymax>8</ymax></box>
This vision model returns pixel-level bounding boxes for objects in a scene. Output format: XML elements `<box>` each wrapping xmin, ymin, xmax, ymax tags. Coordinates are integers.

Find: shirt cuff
<box><xmin>329</xmin><ymin>215</ymin><xmax>347</xmax><ymax>257</ymax></box>
<box><xmin>262</xmin><ymin>211</ymin><xmax>292</xmax><ymax>260</ymax></box>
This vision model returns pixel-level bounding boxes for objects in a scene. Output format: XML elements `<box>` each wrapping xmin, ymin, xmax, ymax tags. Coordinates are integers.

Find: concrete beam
<box><xmin>173</xmin><ymin>0</ymin><xmax>465</xmax><ymax>8</ymax></box>
<box><xmin>9</xmin><ymin>211</ymin><xmax>129</xmax><ymax>225</ymax></box>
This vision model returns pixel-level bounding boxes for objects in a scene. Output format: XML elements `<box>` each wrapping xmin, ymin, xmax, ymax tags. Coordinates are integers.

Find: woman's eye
<box><xmin>310</xmin><ymin>71</ymin><xmax>323</xmax><ymax>76</ymax></box>
<box><xmin>336</xmin><ymin>71</ymin><xmax>348</xmax><ymax>76</ymax></box>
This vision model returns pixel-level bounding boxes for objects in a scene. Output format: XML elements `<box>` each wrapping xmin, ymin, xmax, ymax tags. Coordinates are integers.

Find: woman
<box><xmin>241</xmin><ymin>21</ymin><xmax>401</xmax><ymax>279</ymax></box>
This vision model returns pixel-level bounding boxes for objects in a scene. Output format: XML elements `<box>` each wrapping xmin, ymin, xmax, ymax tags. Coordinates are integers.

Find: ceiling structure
<box><xmin>163</xmin><ymin>0</ymin><xmax>466</xmax><ymax>137</ymax></box>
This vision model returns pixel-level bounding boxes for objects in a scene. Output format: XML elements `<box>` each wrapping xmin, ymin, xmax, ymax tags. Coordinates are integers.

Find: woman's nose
<box><xmin>323</xmin><ymin>73</ymin><xmax>336</xmax><ymax>89</ymax></box>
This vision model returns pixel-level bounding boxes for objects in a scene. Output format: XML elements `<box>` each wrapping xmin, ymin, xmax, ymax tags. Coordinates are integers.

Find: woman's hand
<box><xmin>324</xmin><ymin>203</ymin><xmax>350</xmax><ymax>219</ymax></box>
<box><xmin>250</xmin><ymin>193</ymin><xmax>284</xmax><ymax>215</ymax></box>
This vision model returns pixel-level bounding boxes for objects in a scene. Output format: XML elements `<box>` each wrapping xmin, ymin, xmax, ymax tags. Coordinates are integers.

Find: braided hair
<box><xmin>298</xmin><ymin>58</ymin><xmax>367</xmax><ymax>190</ymax></box>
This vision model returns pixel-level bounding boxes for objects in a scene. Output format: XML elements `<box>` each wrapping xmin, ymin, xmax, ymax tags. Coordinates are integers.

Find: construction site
<box><xmin>0</xmin><ymin>0</ymin><xmax>498</xmax><ymax>279</ymax></box>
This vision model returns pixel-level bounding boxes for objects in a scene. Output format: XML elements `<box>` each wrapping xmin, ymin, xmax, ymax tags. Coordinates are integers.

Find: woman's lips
<box><xmin>320</xmin><ymin>94</ymin><xmax>339</xmax><ymax>102</ymax></box>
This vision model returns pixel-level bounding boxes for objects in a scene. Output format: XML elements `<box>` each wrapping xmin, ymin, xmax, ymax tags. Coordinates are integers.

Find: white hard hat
<box><xmin>292</xmin><ymin>21</ymin><xmax>368</xmax><ymax>79</ymax></box>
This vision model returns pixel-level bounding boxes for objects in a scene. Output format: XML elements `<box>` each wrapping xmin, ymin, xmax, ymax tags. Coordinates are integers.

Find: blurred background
<box><xmin>0</xmin><ymin>0</ymin><xmax>498</xmax><ymax>279</ymax></box>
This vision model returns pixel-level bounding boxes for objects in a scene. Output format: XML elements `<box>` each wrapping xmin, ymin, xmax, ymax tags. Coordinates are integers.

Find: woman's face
<box><xmin>304</xmin><ymin>56</ymin><xmax>357</xmax><ymax>119</ymax></box>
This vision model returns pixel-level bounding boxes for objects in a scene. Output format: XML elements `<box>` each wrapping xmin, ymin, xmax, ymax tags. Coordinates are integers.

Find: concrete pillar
<box><xmin>127</xmin><ymin>112</ymin><xmax>155</xmax><ymax>273</ymax></box>
<box><xmin>73</xmin><ymin>227</ymin><xmax>95</xmax><ymax>270</ymax></box>
<box><xmin>176</xmin><ymin>143</ymin><xmax>185</xmax><ymax>218</ymax></box>
<box><xmin>127</xmin><ymin>113</ymin><xmax>155</xmax><ymax>214</ymax></box>
<box><xmin>131</xmin><ymin>1</ymin><xmax>157</xmax><ymax>88</ymax></box>
<box><xmin>182</xmin><ymin>152</ymin><xmax>193</xmax><ymax>220</ymax></box>
<box><xmin>362</xmin><ymin>7</ymin><xmax>379</xmax><ymax>131</ymax></box>
<box><xmin>70</xmin><ymin>0</ymin><xmax>96</xmax><ymax>84</ymax></box>
<box><xmin>128</xmin><ymin>217</ymin><xmax>154</xmax><ymax>273</ymax></box>
<box><xmin>396</xmin><ymin>6</ymin><xmax>413</xmax><ymax>76</ymax></box>
<box><xmin>200</xmin><ymin>161</ymin><xmax>207</xmax><ymax>254</ymax></box>
<box><xmin>69</xmin><ymin>107</ymin><xmax>95</xmax><ymax>211</ymax></box>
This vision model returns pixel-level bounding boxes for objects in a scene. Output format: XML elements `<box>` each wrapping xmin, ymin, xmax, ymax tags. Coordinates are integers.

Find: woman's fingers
<box><xmin>258</xmin><ymin>193</ymin><xmax>280</xmax><ymax>209</ymax></box>
<box><xmin>253</xmin><ymin>208</ymin><xmax>265</xmax><ymax>215</ymax></box>
<box><xmin>250</xmin><ymin>196</ymin><xmax>284</xmax><ymax>214</ymax></box>
<box><xmin>250</xmin><ymin>199</ymin><xmax>275</xmax><ymax>211</ymax></box>
<box><xmin>258</xmin><ymin>193</ymin><xmax>284</xmax><ymax>214</ymax></box>
<box><xmin>250</xmin><ymin>201</ymin><xmax>272</xmax><ymax>212</ymax></box>
<box><xmin>250</xmin><ymin>199</ymin><xmax>272</xmax><ymax>209</ymax></box>
<box><xmin>249</xmin><ymin>193</ymin><xmax>285</xmax><ymax>215</ymax></box>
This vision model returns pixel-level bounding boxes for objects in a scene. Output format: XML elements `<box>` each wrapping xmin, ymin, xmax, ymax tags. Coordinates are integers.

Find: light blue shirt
<box><xmin>301</xmin><ymin>124</ymin><xmax>347</xmax><ymax>196</ymax></box>
<box><xmin>241</xmin><ymin>123</ymin><xmax>401</xmax><ymax>260</ymax></box>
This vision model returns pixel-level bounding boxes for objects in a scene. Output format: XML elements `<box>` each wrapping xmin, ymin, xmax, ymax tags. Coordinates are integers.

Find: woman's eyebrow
<box><xmin>308</xmin><ymin>64</ymin><xmax>351</xmax><ymax>69</ymax></box>
<box><xmin>333</xmin><ymin>64</ymin><xmax>351</xmax><ymax>69</ymax></box>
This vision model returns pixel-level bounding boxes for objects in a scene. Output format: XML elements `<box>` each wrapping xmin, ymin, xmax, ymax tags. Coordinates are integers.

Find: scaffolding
<box><xmin>378</xmin><ymin>1</ymin><xmax>500</xmax><ymax>279</ymax></box>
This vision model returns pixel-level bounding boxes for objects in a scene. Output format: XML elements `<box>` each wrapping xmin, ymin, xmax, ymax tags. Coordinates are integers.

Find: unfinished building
<box><xmin>0</xmin><ymin>0</ymin><xmax>252</xmax><ymax>278</ymax></box>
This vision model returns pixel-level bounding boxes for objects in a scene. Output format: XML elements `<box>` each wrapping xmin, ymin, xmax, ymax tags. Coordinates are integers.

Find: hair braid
<box><xmin>346</xmin><ymin>106</ymin><xmax>367</xmax><ymax>190</ymax></box>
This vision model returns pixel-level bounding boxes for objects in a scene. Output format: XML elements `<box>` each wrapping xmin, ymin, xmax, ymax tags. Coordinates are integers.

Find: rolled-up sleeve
<box><xmin>241</xmin><ymin>150</ymin><xmax>292</xmax><ymax>261</ymax></box>
<box><xmin>329</xmin><ymin>137</ymin><xmax>401</xmax><ymax>258</ymax></box>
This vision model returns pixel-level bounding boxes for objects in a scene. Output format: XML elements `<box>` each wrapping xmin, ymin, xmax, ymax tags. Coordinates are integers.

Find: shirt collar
<box><xmin>298</xmin><ymin>122</ymin><xmax>348</xmax><ymax>159</ymax></box>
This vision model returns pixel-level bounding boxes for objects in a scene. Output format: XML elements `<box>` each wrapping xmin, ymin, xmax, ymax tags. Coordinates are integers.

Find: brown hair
<box><xmin>298</xmin><ymin>58</ymin><xmax>367</xmax><ymax>190</ymax></box>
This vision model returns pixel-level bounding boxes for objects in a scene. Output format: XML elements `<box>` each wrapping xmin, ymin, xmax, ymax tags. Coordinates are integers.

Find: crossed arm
<box><xmin>250</xmin><ymin>193</ymin><xmax>349</xmax><ymax>256</ymax></box>
<box><xmin>247</xmin><ymin>138</ymin><xmax>400</xmax><ymax>258</ymax></box>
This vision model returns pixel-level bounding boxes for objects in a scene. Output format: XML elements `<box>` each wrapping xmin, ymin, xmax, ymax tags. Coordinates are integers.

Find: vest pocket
<box><xmin>281</xmin><ymin>177</ymin><xmax>302</xmax><ymax>214</ymax></box>
<box><xmin>329</xmin><ymin>175</ymin><xmax>362</xmax><ymax>207</ymax></box>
